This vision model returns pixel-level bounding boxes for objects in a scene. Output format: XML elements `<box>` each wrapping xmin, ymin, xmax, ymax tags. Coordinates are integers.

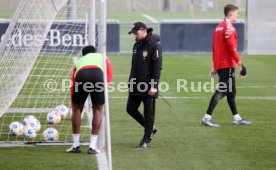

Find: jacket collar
<box><xmin>224</xmin><ymin>17</ymin><xmax>234</xmax><ymax>25</ymax></box>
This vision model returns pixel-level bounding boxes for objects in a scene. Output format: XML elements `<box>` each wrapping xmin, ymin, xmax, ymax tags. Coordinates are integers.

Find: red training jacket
<box><xmin>212</xmin><ymin>18</ymin><xmax>242</xmax><ymax>70</ymax></box>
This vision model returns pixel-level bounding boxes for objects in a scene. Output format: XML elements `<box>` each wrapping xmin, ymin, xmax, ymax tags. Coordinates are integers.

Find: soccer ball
<box><xmin>42</xmin><ymin>128</ymin><xmax>59</xmax><ymax>142</ymax></box>
<box><xmin>55</xmin><ymin>105</ymin><xmax>69</xmax><ymax>118</ymax></box>
<box><xmin>23</xmin><ymin>115</ymin><xmax>41</xmax><ymax>132</ymax></box>
<box><xmin>9</xmin><ymin>121</ymin><xmax>24</xmax><ymax>136</ymax></box>
<box><xmin>34</xmin><ymin>119</ymin><xmax>41</xmax><ymax>132</ymax></box>
<box><xmin>23</xmin><ymin>115</ymin><xmax>36</xmax><ymax>125</ymax></box>
<box><xmin>22</xmin><ymin>125</ymin><xmax>37</xmax><ymax>138</ymax></box>
<box><xmin>47</xmin><ymin>110</ymin><xmax>61</xmax><ymax>124</ymax></box>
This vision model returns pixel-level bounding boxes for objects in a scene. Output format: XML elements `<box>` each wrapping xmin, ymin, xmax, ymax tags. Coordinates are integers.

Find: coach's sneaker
<box><xmin>150</xmin><ymin>127</ymin><xmax>158</xmax><ymax>140</ymax></box>
<box><xmin>137</xmin><ymin>140</ymin><xmax>148</xmax><ymax>149</ymax></box>
<box><xmin>201</xmin><ymin>118</ymin><xmax>220</xmax><ymax>127</ymax></box>
<box><xmin>234</xmin><ymin>119</ymin><xmax>252</xmax><ymax>125</ymax></box>
<box><xmin>137</xmin><ymin>135</ymin><xmax>152</xmax><ymax>148</ymax></box>
<box><xmin>66</xmin><ymin>146</ymin><xmax>81</xmax><ymax>153</ymax></box>
<box><xmin>87</xmin><ymin>147</ymin><xmax>100</xmax><ymax>154</ymax></box>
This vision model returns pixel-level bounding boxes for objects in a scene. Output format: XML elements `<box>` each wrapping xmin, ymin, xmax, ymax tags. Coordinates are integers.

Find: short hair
<box><xmin>224</xmin><ymin>4</ymin><xmax>239</xmax><ymax>17</ymax></box>
<box><xmin>82</xmin><ymin>45</ymin><xmax>96</xmax><ymax>56</ymax></box>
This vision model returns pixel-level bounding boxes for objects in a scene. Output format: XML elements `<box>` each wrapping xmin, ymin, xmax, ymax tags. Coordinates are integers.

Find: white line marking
<box><xmin>237</xmin><ymin>96</ymin><xmax>276</xmax><ymax>100</ymax></box>
<box><xmin>97</xmin><ymin>152</ymin><xmax>109</xmax><ymax>170</ymax></box>
<box><xmin>141</xmin><ymin>13</ymin><xmax>158</xmax><ymax>23</ymax></box>
<box><xmin>236</xmin><ymin>85</ymin><xmax>267</xmax><ymax>88</ymax></box>
<box><xmin>109</xmin><ymin>96</ymin><xmax>276</xmax><ymax>100</ymax></box>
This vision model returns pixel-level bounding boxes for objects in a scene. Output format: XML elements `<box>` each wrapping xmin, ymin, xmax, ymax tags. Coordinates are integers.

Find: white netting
<box><xmin>247</xmin><ymin>0</ymin><xmax>276</xmax><ymax>55</ymax></box>
<box><xmin>0</xmin><ymin>0</ymin><xmax>104</xmax><ymax>147</ymax></box>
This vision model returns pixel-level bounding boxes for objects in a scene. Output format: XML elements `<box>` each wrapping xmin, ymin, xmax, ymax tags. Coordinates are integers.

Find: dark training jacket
<box><xmin>128</xmin><ymin>28</ymin><xmax>162</xmax><ymax>98</ymax></box>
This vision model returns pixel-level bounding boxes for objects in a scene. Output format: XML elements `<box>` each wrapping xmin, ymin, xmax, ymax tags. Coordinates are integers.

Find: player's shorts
<box><xmin>72</xmin><ymin>68</ymin><xmax>105</xmax><ymax>106</ymax></box>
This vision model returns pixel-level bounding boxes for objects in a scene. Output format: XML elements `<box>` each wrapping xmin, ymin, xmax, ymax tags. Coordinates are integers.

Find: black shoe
<box><xmin>66</xmin><ymin>146</ymin><xmax>81</xmax><ymax>153</ymax></box>
<box><xmin>87</xmin><ymin>147</ymin><xmax>100</xmax><ymax>154</ymax></box>
<box><xmin>150</xmin><ymin>128</ymin><xmax>158</xmax><ymax>140</ymax></box>
<box><xmin>147</xmin><ymin>127</ymin><xmax>158</xmax><ymax>144</ymax></box>
<box><xmin>137</xmin><ymin>141</ymin><xmax>148</xmax><ymax>149</ymax></box>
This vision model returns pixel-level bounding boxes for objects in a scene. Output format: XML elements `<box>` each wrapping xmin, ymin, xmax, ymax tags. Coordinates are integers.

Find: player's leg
<box><xmin>206</xmin><ymin>90</ymin><xmax>224</xmax><ymax>116</ymax></box>
<box><xmin>226</xmin><ymin>68</ymin><xmax>239</xmax><ymax>116</ymax></box>
<box><xmin>87</xmin><ymin>104</ymin><xmax>103</xmax><ymax>154</ymax></box>
<box><xmin>202</xmin><ymin>90</ymin><xmax>223</xmax><ymax>127</ymax></box>
<box><xmin>67</xmin><ymin>70</ymin><xmax>89</xmax><ymax>153</ymax></box>
<box><xmin>126</xmin><ymin>95</ymin><xmax>145</xmax><ymax>127</ymax></box>
<box><xmin>202</xmin><ymin>69</ymin><xmax>228</xmax><ymax>127</ymax></box>
<box><xmin>137</xmin><ymin>97</ymin><xmax>156</xmax><ymax>148</ymax></box>
<box><xmin>71</xmin><ymin>103</ymin><xmax>83</xmax><ymax>134</ymax></box>
<box><xmin>87</xmin><ymin>68</ymin><xmax>105</xmax><ymax>154</ymax></box>
<box><xmin>91</xmin><ymin>105</ymin><xmax>103</xmax><ymax>135</ymax></box>
<box><xmin>226</xmin><ymin>69</ymin><xmax>252</xmax><ymax>125</ymax></box>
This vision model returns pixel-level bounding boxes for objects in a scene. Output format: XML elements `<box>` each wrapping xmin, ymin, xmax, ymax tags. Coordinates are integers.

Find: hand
<box><xmin>239</xmin><ymin>64</ymin><xmax>247</xmax><ymax>77</ymax></box>
<box><xmin>148</xmin><ymin>88</ymin><xmax>157</xmax><ymax>96</ymax></box>
<box><xmin>210</xmin><ymin>69</ymin><xmax>217</xmax><ymax>78</ymax></box>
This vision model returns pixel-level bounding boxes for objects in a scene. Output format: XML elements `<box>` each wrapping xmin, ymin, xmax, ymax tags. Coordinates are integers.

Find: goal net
<box><xmin>0</xmin><ymin>0</ymin><xmax>108</xmax><ymax>154</ymax></box>
<box><xmin>247</xmin><ymin>0</ymin><xmax>276</xmax><ymax>55</ymax></box>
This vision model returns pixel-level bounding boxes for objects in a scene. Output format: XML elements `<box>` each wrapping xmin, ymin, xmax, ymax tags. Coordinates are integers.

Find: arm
<box><xmin>128</xmin><ymin>46</ymin><xmax>135</xmax><ymax>83</ymax></box>
<box><xmin>225</xmin><ymin>27</ymin><xmax>247</xmax><ymax>77</ymax></box>
<box><xmin>211</xmin><ymin>32</ymin><xmax>217</xmax><ymax>78</ymax></box>
<box><xmin>149</xmin><ymin>43</ymin><xmax>162</xmax><ymax>95</ymax></box>
<box><xmin>210</xmin><ymin>66</ymin><xmax>217</xmax><ymax>78</ymax></box>
<box><xmin>105</xmin><ymin>57</ymin><xmax>113</xmax><ymax>85</ymax></box>
<box><xmin>225</xmin><ymin>27</ymin><xmax>242</xmax><ymax>66</ymax></box>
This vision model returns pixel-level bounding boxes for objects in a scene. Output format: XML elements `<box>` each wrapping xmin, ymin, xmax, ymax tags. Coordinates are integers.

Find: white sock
<box><xmin>234</xmin><ymin>114</ymin><xmax>242</xmax><ymax>121</ymax></box>
<box><xmin>203</xmin><ymin>113</ymin><xmax>212</xmax><ymax>120</ymax></box>
<box><xmin>73</xmin><ymin>134</ymin><xmax>80</xmax><ymax>148</ymax></box>
<box><xmin>89</xmin><ymin>135</ymin><xmax>98</xmax><ymax>149</ymax></box>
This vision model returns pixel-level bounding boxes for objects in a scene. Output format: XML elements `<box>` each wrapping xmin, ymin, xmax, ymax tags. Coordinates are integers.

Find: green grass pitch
<box><xmin>0</xmin><ymin>6</ymin><xmax>274</xmax><ymax>170</ymax></box>
<box><xmin>0</xmin><ymin>54</ymin><xmax>275</xmax><ymax>169</ymax></box>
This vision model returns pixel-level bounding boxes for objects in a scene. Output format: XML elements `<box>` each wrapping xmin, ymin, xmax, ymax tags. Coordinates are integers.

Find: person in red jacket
<box><xmin>201</xmin><ymin>4</ymin><xmax>251</xmax><ymax>127</ymax></box>
<box><xmin>67</xmin><ymin>45</ymin><xmax>112</xmax><ymax>154</ymax></box>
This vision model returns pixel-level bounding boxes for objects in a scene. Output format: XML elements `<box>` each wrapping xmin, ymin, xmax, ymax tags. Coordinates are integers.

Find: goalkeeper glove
<box><xmin>239</xmin><ymin>64</ymin><xmax>247</xmax><ymax>77</ymax></box>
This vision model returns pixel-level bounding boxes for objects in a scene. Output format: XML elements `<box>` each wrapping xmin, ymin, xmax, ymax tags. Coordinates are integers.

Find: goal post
<box><xmin>98</xmin><ymin>0</ymin><xmax>112</xmax><ymax>169</ymax></box>
<box><xmin>247</xmin><ymin>0</ymin><xmax>276</xmax><ymax>55</ymax></box>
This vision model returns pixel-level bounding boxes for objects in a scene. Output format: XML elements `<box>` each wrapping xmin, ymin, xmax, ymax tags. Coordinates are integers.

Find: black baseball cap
<box><xmin>128</xmin><ymin>22</ymin><xmax>147</xmax><ymax>34</ymax></box>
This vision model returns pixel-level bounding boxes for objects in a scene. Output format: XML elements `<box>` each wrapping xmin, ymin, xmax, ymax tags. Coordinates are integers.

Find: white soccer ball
<box><xmin>9</xmin><ymin>121</ymin><xmax>24</xmax><ymax>136</ymax></box>
<box><xmin>22</xmin><ymin>125</ymin><xmax>37</xmax><ymax>138</ymax></box>
<box><xmin>23</xmin><ymin>115</ymin><xmax>41</xmax><ymax>132</ymax></box>
<box><xmin>23</xmin><ymin>115</ymin><xmax>36</xmax><ymax>125</ymax></box>
<box><xmin>47</xmin><ymin>110</ymin><xmax>61</xmax><ymax>124</ymax></box>
<box><xmin>34</xmin><ymin>119</ymin><xmax>41</xmax><ymax>132</ymax></box>
<box><xmin>42</xmin><ymin>128</ymin><xmax>59</xmax><ymax>142</ymax></box>
<box><xmin>55</xmin><ymin>105</ymin><xmax>69</xmax><ymax>118</ymax></box>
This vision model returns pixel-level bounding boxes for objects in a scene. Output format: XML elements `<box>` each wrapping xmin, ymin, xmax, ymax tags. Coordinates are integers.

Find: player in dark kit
<box><xmin>201</xmin><ymin>4</ymin><xmax>251</xmax><ymax>127</ymax></box>
<box><xmin>127</xmin><ymin>22</ymin><xmax>162</xmax><ymax>148</ymax></box>
<box><xmin>67</xmin><ymin>45</ymin><xmax>112</xmax><ymax>154</ymax></box>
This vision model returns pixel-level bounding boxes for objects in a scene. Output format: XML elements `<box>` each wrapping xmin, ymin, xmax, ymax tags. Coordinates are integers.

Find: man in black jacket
<box><xmin>127</xmin><ymin>22</ymin><xmax>162</xmax><ymax>148</ymax></box>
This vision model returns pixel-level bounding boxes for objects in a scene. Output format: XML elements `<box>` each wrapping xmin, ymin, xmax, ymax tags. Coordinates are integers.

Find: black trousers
<box><xmin>126</xmin><ymin>95</ymin><xmax>156</xmax><ymax>140</ymax></box>
<box><xmin>206</xmin><ymin>68</ymin><xmax>238</xmax><ymax>115</ymax></box>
